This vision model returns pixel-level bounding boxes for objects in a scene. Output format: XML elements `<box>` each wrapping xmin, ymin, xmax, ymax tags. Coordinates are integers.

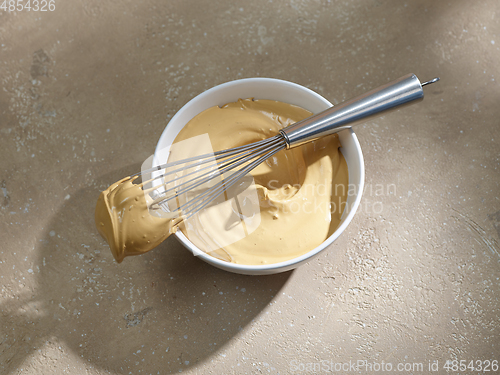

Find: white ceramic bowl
<box><xmin>154</xmin><ymin>78</ymin><xmax>364</xmax><ymax>275</ymax></box>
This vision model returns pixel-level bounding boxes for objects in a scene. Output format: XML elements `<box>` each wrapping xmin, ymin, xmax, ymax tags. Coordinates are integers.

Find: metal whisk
<box><xmin>140</xmin><ymin>73</ymin><xmax>439</xmax><ymax>219</ymax></box>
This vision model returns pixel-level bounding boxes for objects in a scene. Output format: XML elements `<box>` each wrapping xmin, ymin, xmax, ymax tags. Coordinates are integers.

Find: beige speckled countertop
<box><xmin>1</xmin><ymin>1</ymin><xmax>499</xmax><ymax>374</ymax></box>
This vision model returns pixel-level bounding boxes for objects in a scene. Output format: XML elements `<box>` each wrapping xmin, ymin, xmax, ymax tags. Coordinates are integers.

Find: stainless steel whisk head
<box><xmin>141</xmin><ymin>134</ymin><xmax>287</xmax><ymax>219</ymax></box>
<box><xmin>138</xmin><ymin>73</ymin><xmax>439</xmax><ymax>219</ymax></box>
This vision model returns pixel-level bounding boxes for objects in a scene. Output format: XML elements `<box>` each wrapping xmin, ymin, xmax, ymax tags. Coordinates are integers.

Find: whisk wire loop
<box><xmin>147</xmin><ymin>134</ymin><xmax>287</xmax><ymax>219</ymax></box>
<box><xmin>149</xmin><ymin>135</ymin><xmax>285</xmax><ymax>206</ymax></box>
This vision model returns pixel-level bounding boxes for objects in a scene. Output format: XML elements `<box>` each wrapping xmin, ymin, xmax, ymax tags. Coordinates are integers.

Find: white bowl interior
<box><xmin>155</xmin><ymin>78</ymin><xmax>364</xmax><ymax>275</ymax></box>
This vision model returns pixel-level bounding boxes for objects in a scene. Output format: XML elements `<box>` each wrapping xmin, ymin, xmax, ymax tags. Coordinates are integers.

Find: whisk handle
<box><xmin>280</xmin><ymin>73</ymin><xmax>437</xmax><ymax>149</ymax></box>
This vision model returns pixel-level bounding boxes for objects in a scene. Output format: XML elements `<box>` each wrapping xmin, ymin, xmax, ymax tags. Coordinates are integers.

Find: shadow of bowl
<box><xmin>0</xmin><ymin>165</ymin><xmax>291</xmax><ymax>374</ymax></box>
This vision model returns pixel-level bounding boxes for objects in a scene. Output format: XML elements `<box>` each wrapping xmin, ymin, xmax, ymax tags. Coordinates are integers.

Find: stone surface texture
<box><xmin>0</xmin><ymin>0</ymin><xmax>499</xmax><ymax>374</ymax></box>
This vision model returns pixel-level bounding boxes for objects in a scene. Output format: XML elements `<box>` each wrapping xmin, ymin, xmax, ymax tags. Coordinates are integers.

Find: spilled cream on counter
<box><xmin>95</xmin><ymin>98</ymin><xmax>348</xmax><ymax>264</ymax></box>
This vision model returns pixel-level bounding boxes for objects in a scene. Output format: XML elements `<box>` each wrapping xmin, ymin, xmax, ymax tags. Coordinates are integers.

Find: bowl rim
<box><xmin>155</xmin><ymin>77</ymin><xmax>365</xmax><ymax>273</ymax></box>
